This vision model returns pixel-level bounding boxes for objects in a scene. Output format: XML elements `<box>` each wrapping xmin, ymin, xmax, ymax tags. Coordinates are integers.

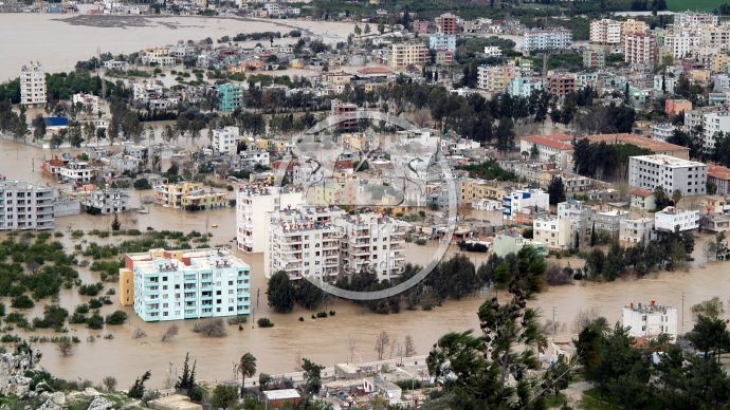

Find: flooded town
<box><xmin>0</xmin><ymin>1</ymin><xmax>730</xmax><ymax>409</ymax></box>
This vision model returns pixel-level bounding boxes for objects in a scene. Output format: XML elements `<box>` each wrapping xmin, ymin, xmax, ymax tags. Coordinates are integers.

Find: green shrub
<box><xmin>257</xmin><ymin>318</ymin><xmax>274</xmax><ymax>328</ymax></box>
<box><xmin>11</xmin><ymin>295</ymin><xmax>34</xmax><ymax>309</ymax></box>
<box><xmin>105</xmin><ymin>311</ymin><xmax>128</xmax><ymax>325</ymax></box>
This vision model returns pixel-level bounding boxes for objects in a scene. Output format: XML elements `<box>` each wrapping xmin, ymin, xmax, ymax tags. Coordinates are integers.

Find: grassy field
<box><xmin>666</xmin><ymin>0</ymin><xmax>726</xmax><ymax>12</ymax></box>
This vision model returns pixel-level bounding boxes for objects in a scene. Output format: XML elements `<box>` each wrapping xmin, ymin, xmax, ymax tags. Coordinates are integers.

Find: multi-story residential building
<box><xmin>212</xmin><ymin>126</ymin><xmax>242</xmax><ymax>155</ymax></box>
<box><xmin>576</xmin><ymin>72</ymin><xmax>599</xmax><ymax>90</ymax></box>
<box><xmin>428</xmin><ymin>34</ymin><xmax>456</xmax><ymax>52</ymax></box>
<box><xmin>477</xmin><ymin>65</ymin><xmax>525</xmax><ymax>92</ymax></box>
<box><xmin>655</xmin><ymin>74</ymin><xmax>677</xmax><ymax>95</ymax></box>
<box><xmin>630</xmin><ymin>188</ymin><xmax>657</xmax><ymax>210</ymax></box>
<box><xmin>619</xmin><ymin>217</ymin><xmax>655</xmax><ymax>243</ymax></box>
<box><xmin>655</xmin><ymin>206</ymin><xmax>700</xmax><ymax>232</ymax></box>
<box><xmin>662</xmin><ymin>34</ymin><xmax>701</xmax><ymax>59</ymax></box>
<box><xmin>650</xmin><ymin>123</ymin><xmax>676</xmax><ymax>142</ymax></box>
<box><xmin>41</xmin><ymin>159</ymin><xmax>97</xmax><ymax>183</ymax></box>
<box><xmin>708</xmin><ymin>165</ymin><xmax>730</xmax><ymax>195</ymax></box>
<box><xmin>701</xmin><ymin>110</ymin><xmax>730</xmax><ymax>151</ymax></box>
<box><xmin>20</xmin><ymin>62</ymin><xmax>46</xmax><ymax>107</ymax></box>
<box><xmin>155</xmin><ymin>182</ymin><xmax>227</xmax><ymax>210</ymax></box>
<box><xmin>0</xmin><ymin>180</ymin><xmax>54</xmax><ymax>231</ymax></box>
<box><xmin>705</xmin><ymin>27</ymin><xmax>730</xmax><ymax>52</ymax></box>
<box><xmin>665</xmin><ymin>99</ymin><xmax>692</xmax><ymax>115</ymax></box>
<box><xmin>237</xmin><ymin>186</ymin><xmax>304</xmax><ymax>253</ymax></box>
<box><xmin>590</xmin><ymin>19</ymin><xmax>621</xmax><ymax>45</ymax></box>
<box><xmin>621</xmin><ymin>19</ymin><xmax>649</xmax><ymax>41</ymax></box>
<box><xmin>331</xmin><ymin>99</ymin><xmax>358</xmax><ymax>131</ymax></box>
<box><xmin>459</xmin><ymin>178</ymin><xmax>509</xmax><ymax>205</ymax></box>
<box><xmin>238</xmin><ymin>151</ymin><xmax>271</xmax><ymax>168</ymax></box>
<box><xmin>502</xmin><ymin>188</ymin><xmax>549</xmax><ymax>222</ymax></box>
<box><xmin>583</xmin><ymin>49</ymin><xmax>606</xmax><ymax>69</ymax></box>
<box><xmin>438</xmin><ymin>13</ymin><xmax>458</xmax><ymax>35</ymax></box>
<box><xmin>628</xmin><ymin>154</ymin><xmax>707</xmax><ymax>196</ymax></box>
<box><xmin>82</xmin><ymin>188</ymin><xmax>130</xmax><ymax>215</ymax></box>
<box><xmin>547</xmin><ymin>73</ymin><xmax>576</xmax><ymax>96</ymax></box>
<box><xmin>624</xmin><ymin>33</ymin><xmax>657</xmax><ymax>67</ymax></box>
<box><xmin>519</xmin><ymin>134</ymin><xmax>574</xmax><ymax>170</ymax></box>
<box><xmin>580</xmin><ymin>207</ymin><xmax>629</xmax><ymax>244</ymax></box>
<box><xmin>388</xmin><ymin>42</ymin><xmax>429</xmax><ymax>69</ymax></box>
<box><xmin>674</xmin><ymin>11</ymin><xmax>718</xmax><ymax>28</ymax></box>
<box><xmin>218</xmin><ymin>83</ymin><xmax>243</xmax><ymax>112</ymax></box>
<box><xmin>622</xmin><ymin>301</ymin><xmax>678</xmax><ymax>341</ymax></box>
<box><xmin>334</xmin><ymin>213</ymin><xmax>407</xmax><ymax>280</ymax></box>
<box><xmin>523</xmin><ymin>28</ymin><xmax>572</xmax><ymax>52</ymax></box>
<box><xmin>268</xmin><ymin>205</ymin><xmax>345</xmax><ymax>279</ymax></box>
<box><xmin>119</xmin><ymin>248</ymin><xmax>251</xmax><ymax>322</ymax></box>
<box><xmin>434</xmin><ymin>50</ymin><xmax>454</xmax><ymax>66</ymax></box>
<box><xmin>532</xmin><ymin>217</ymin><xmax>577</xmax><ymax>250</ymax></box>
<box><xmin>72</xmin><ymin>93</ymin><xmax>99</xmax><ymax>114</ymax></box>
<box><xmin>507</xmin><ymin>76</ymin><xmax>544</xmax><ymax>98</ymax></box>
<box><xmin>558</xmin><ymin>200</ymin><xmax>584</xmax><ymax>221</ymax></box>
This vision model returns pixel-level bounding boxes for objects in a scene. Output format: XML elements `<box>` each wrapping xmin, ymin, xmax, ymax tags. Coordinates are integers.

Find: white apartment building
<box><xmin>662</xmin><ymin>34</ymin><xmax>701</xmax><ymax>60</ymax></box>
<box><xmin>701</xmin><ymin>111</ymin><xmax>730</xmax><ymax>151</ymax></box>
<box><xmin>650</xmin><ymin>123</ymin><xmax>676</xmax><ymax>142</ymax></box>
<box><xmin>557</xmin><ymin>200</ymin><xmax>584</xmax><ymax>221</ymax></box>
<box><xmin>81</xmin><ymin>188</ymin><xmax>130</xmax><ymax>215</ymax></box>
<box><xmin>622</xmin><ymin>301</ymin><xmax>678</xmax><ymax>341</ymax></box>
<box><xmin>590</xmin><ymin>19</ymin><xmax>621</xmax><ymax>45</ymax></box>
<box><xmin>523</xmin><ymin>28</ymin><xmax>572</xmax><ymax>52</ymax></box>
<box><xmin>429</xmin><ymin>34</ymin><xmax>457</xmax><ymax>52</ymax></box>
<box><xmin>238</xmin><ymin>151</ymin><xmax>270</xmax><ymax>167</ymax></box>
<box><xmin>212</xmin><ymin>126</ymin><xmax>243</xmax><ymax>155</ymax></box>
<box><xmin>477</xmin><ymin>65</ymin><xmax>525</xmax><ymax>92</ymax></box>
<box><xmin>619</xmin><ymin>217</ymin><xmax>655</xmax><ymax>243</ymax></box>
<box><xmin>502</xmin><ymin>188</ymin><xmax>549</xmax><ymax>221</ymax></box>
<box><xmin>72</xmin><ymin>93</ymin><xmax>100</xmax><ymax>114</ymax></box>
<box><xmin>624</xmin><ymin>33</ymin><xmax>656</xmax><ymax>67</ymax></box>
<box><xmin>484</xmin><ymin>46</ymin><xmax>502</xmax><ymax>57</ymax></box>
<box><xmin>628</xmin><ymin>154</ymin><xmax>707</xmax><ymax>196</ymax></box>
<box><xmin>334</xmin><ymin>213</ymin><xmax>407</xmax><ymax>280</ymax></box>
<box><xmin>654</xmin><ymin>206</ymin><xmax>700</xmax><ymax>232</ymax></box>
<box><xmin>532</xmin><ymin>218</ymin><xmax>576</xmax><ymax>250</ymax></box>
<box><xmin>0</xmin><ymin>180</ymin><xmax>54</xmax><ymax>231</ymax></box>
<box><xmin>268</xmin><ymin>206</ymin><xmax>346</xmax><ymax>279</ymax></box>
<box><xmin>388</xmin><ymin>43</ymin><xmax>429</xmax><ymax>69</ymax></box>
<box><xmin>104</xmin><ymin>60</ymin><xmax>129</xmax><ymax>71</ymax></box>
<box><xmin>123</xmin><ymin>248</ymin><xmax>251</xmax><ymax>322</ymax></box>
<box><xmin>674</xmin><ymin>12</ymin><xmax>718</xmax><ymax>28</ymax></box>
<box><xmin>236</xmin><ymin>186</ymin><xmax>304</xmax><ymax>253</ymax></box>
<box><xmin>20</xmin><ymin>62</ymin><xmax>46</xmax><ymax>107</ymax></box>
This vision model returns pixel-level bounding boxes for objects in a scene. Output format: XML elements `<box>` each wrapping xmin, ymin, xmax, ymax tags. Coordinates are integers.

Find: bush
<box><xmin>192</xmin><ymin>318</ymin><xmax>227</xmax><ymax>338</ymax></box>
<box><xmin>88</xmin><ymin>298</ymin><xmax>103</xmax><ymax>309</ymax></box>
<box><xmin>0</xmin><ymin>334</ymin><xmax>21</xmax><ymax>343</ymax></box>
<box><xmin>11</xmin><ymin>295</ymin><xmax>35</xmax><ymax>309</ymax></box>
<box><xmin>257</xmin><ymin>318</ymin><xmax>274</xmax><ymax>328</ymax></box>
<box><xmin>105</xmin><ymin>310</ymin><xmax>128</xmax><ymax>325</ymax></box>
<box><xmin>79</xmin><ymin>282</ymin><xmax>104</xmax><ymax>296</ymax></box>
<box><xmin>87</xmin><ymin>313</ymin><xmax>104</xmax><ymax>330</ymax></box>
<box><xmin>226</xmin><ymin>316</ymin><xmax>248</xmax><ymax>325</ymax></box>
<box><xmin>316</xmin><ymin>311</ymin><xmax>328</xmax><ymax>318</ymax></box>
<box><xmin>33</xmin><ymin>305</ymin><xmax>69</xmax><ymax>329</ymax></box>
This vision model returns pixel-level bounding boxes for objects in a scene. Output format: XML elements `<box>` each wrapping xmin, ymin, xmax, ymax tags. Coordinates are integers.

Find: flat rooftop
<box><xmin>630</xmin><ymin>154</ymin><xmax>706</xmax><ymax>168</ymax></box>
<box><xmin>583</xmin><ymin>133</ymin><xmax>689</xmax><ymax>154</ymax></box>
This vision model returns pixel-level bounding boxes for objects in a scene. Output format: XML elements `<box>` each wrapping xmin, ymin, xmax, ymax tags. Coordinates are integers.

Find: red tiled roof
<box><xmin>358</xmin><ymin>67</ymin><xmax>392</xmax><ymax>75</ymax></box>
<box><xmin>521</xmin><ymin>134</ymin><xmax>574</xmax><ymax>151</ymax></box>
<box><xmin>709</xmin><ymin>165</ymin><xmax>730</xmax><ymax>181</ymax></box>
<box><xmin>631</xmin><ymin>188</ymin><xmax>654</xmax><ymax>197</ymax></box>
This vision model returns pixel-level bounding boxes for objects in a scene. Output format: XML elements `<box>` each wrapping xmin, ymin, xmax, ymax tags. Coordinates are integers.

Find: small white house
<box><xmin>622</xmin><ymin>301</ymin><xmax>678</xmax><ymax>342</ymax></box>
<box><xmin>212</xmin><ymin>126</ymin><xmax>243</xmax><ymax>155</ymax></box>
<box><xmin>654</xmin><ymin>206</ymin><xmax>700</xmax><ymax>232</ymax></box>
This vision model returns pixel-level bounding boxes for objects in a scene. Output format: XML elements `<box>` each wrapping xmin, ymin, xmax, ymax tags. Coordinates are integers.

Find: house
<box><xmin>622</xmin><ymin>301</ymin><xmax>677</xmax><ymax>341</ymax></box>
<box><xmin>654</xmin><ymin>206</ymin><xmax>700</xmax><ymax>232</ymax></box>
<box><xmin>628</xmin><ymin>154</ymin><xmax>707</xmax><ymax>197</ymax></box>
<box><xmin>262</xmin><ymin>390</ymin><xmax>302</xmax><ymax>408</ymax></box>
<box><xmin>619</xmin><ymin>217</ymin><xmax>655</xmax><ymax>243</ymax></box>
<box><xmin>708</xmin><ymin>165</ymin><xmax>730</xmax><ymax>195</ymax></box>
<box><xmin>533</xmin><ymin>217</ymin><xmax>577</xmax><ymax>250</ymax></box>
<box><xmin>519</xmin><ymin>134</ymin><xmax>574</xmax><ymax>169</ymax></box>
<box><xmin>502</xmin><ymin>188</ymin><xmax>549</xmax><ymax>222</ymax></box>
<box><xmin>492</xmin><ymin>229</ymin><xmax>548</xmax><ymax>257</ymax></box>
<box><xmin>212</xmin><ymin>126</ymin><xmax>243</xmax><ymax>155</ymax></box>
<box><xmin>630</xmin><ymin>188</ymin><xmax>656</xmax><ymax>211</ymax></box>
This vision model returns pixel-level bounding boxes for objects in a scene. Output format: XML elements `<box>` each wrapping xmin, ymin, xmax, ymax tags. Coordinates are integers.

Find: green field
<box><xmin>666</xmin><ymin>0</ymin><xmax>726</xmax><ymax>12</ymax></box>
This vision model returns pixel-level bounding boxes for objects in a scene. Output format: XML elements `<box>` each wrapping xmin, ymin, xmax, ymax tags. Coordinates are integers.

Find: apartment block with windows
<box><xmin>622</xmin><ymin>301</ymin><xmax>677</xmax><ymax>341</ymax></box>
<box><xmin>212</xmin><ymin>126</ymin><xmax>243</xmax><ymax>155</ymax></box>
<box><xmin>523</xmin><ymin>28</ymin><xmax>572</xmax><ymax>52</ymax></box>
<box><xmin>589</xmin><ymin>19</ymin><xmax>621</xmax><ymax>45</ymax></box>
<box><xmin>0</xmin><ymin>180</ymin><xmax>54</xmax><ymax>231</ymax></box>
<box><xmin>20</xmin><ymin>62</ymin><xmax>46</xmax><ymax>107</ymax></box>
<box><xmin>623</xmin><ymin>33</ymin><xmax>657</xmax><ymax>68</ymax></box>
<box><xmin>119</xmin><ymin>248</ymin><xmax>251</xmax><ymax>322</ymax></box>
<box><xmin>628</xmin><ymin>154</ymin><xmax>707</xmax><ymax>196</ymax></box>
<box><xmin>218</xmin><ymin>83</ymin><xmax>244</xmax><ymax>112</ymax></box>
<box><xmin>429</xmin><ymin>34</ymin><xmax>456</xmax><ymax>52</ymax></box>
<box><xmin>388</xmin><ymin>43</ymin><xmax>429</xmax><ymax>69</ymax></box>
<box><xmin>154</xmin><ymin>182</ymin><xmax>227</xmax><ymax>210</ymax></box>
<box><xmin>619</xmin><ymin>217</ymin><xmax>655</xmax><ymax>243</ymax></box>
<box><xmin>237</xmin><ymin>186</ymin><xmax>304</xmax><ymax>253</ymax></box>
<box><xmin>81</xmin><ymin>188</ymin><xmax>130</xmax><ymax>215</ymax></box>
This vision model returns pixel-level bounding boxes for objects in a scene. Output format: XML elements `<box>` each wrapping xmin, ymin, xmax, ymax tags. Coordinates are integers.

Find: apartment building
<box><xmin>580</xmin><ymin>207</ymin><xmax>629</xmax><ymax>243</ymax></box>
<box><xmin>557</xmin><ymin>200</ymin><xmax>584</xmax><ymax>221</ymax></box>
<box><xmin>268</xmin><ymin>206</ymin><xmax>346</xmax><ymax>279</ymax></box>
<box><xmin>701</xmin><ymin>110</ymin><xmax>730</xmax><ymax>151</ymax></box>
<box><xmin>459</xmin><ymin>179</ymin><xmax>509</xmax><ymax>205</ymax></box>
<box><xmin>212</xmin><ymin>126</ymin><xmax>243</xmax><ymax>155</ymax></box>
<box><xmin>624</xmin><ymin>33</ymin><xmax>657</xmax><ymax>67</ymax></box>
<box><xmin>438</xmin><ymin>13</ymin><xmax>458</xmax><ymax>35</ymax></box>
<box><xmin>674</xmin><ymin>11</ymin><xmax>718</xmax><ymax>28</ymax></box>
<box><xmin>502</xmin><ymin>188</ymin><xmax>549</xmax><ymax>222</ymax></box>
<box><xmin>476</xmin><ymin>65</ymin><xmax>524</xmax><ymax>92</ymax></box>
<box><xmin>388</xmin><ymin>43</ymin><xmax>429</xmax><ymax>69</ymax></box>
<box><xmin>662</xmin><ymin>34</ymin><xmax>701</xmax><ymax>59</ymax></box>
<box><xmin>705</xmin><ymin>26</ymin><xmax>730</xmax><ymax>52</ymax></box>
<box><xmin>20</xmin><ymin>62</ymin><xmax>46</xmax><ymax>107</ymax></box>
<box><xmin>630</xmin><ymin>188</ymin><xmax>657</xmax><ymax>210</ymax></box>
<box><xmin>523</xmin><ymin>28</ymin><xmax>572</xmax><ymax>52</ymax></box>
<box><xmin>429</xmin><ymin>34</ymin><xmax>456</xmax><ymax>52</ymax></box>
<box><xmin>590</xmin><ymin>19</ymin><xmax>621</xmax><ymax>45</ymax></box>
<box><xmin>331</xmin><ymin>99</ymin><xmax>359</xmax><ymax>131</ymax></box>
<box><xmin>665</xmin><ymin>99</ymin><xmax>692</xmax><ymax>116</ymax></box>
<box><xmin>655</xmin><ymin>206</ymin><xmax>700</xmax><ymax>232</ymax></box>
<box><xmin>507</xmin><ymin>76</ymin><xmax>544</xmax><ymax>98</ymax></box>
<box><xmin>236</xmin><ymin>185</ymin><xmax>304</xmax><ymax>253</ymax></box>
<box><xmin>532</xmin><ymin>217</ymin><xmax>577</xmax><ymax>250</ymax></box>
<box><xmin>621</xmin><ymin>19</ymin><xmax>648</xmax><ymax>41</ymax></box>
<box><xmin>622</xmin><ymin>301</ymin><xmax>677</xmax><ymax>341</ymax></box>
<box><xmin>218</xmin><ymin>83</ymin><xmax>244</xmax><ymax>112</ymax></box>
<box><xmin>583</xmin><ymin>49</ymin><xmax>606</xmax><ymax>69</ymax></box>
<box><xmin>628</xmin><ymin>154</ymin><xmax>707</xmax><ymax>196</ymax></box>
<box><xmin>72</xmin><ymin>93</ymin><xmax>100</xmax><ymax>114</ymax></box>
<box><xmin>708</xmin><ymin>165</ymin><xmax>730</xmax><ymax>195</ymax></box>
<box><xmin>154</xmin><ymin>182</ymin><xmax>227</xmax><ymax>210</ymax></box>
<box><xmin>334</xmin><ymin>213</ymin><xmax>407</xmax><ymax>280</ymax></box>
<box><xmin>619</xmin><ymin>217</ymin><xmax>655</xmax><ymax>243</ymax></box>
<box><xmin>547</xmin><ymin>73</ymin><xmax>576</xmax><ymax>96</ymax></box>
<box><xmin>0</xmin><ymin>180</ymin><xmax>54</xmax><ymax>231</ymax></box>
<box><xmin>519</xmin><ymin>134</ymin><xmax>574</xmax><ymax>170</ymax></box>
<box><xmin>650</xmin><ymin>123</ymin><xmax>675</xmax><ymax>142</ymax></box>
<box><xmin>41</xmin><ymin>159</ymin><xmax>97</xmax><ymax>183</ymax></box>
<box><xmin>81</xmin><ymin>188</ymin><xmax>130</xmax><ymax>215</ymax></box>
<box><xmin>238</xmin><ymin>151</ymin><xmax>271</xmax><ymax>168</ymax></box>
<box><xmin>119</xmin><ymin>248</ymin><xmax>251</xmax><ymax>322</ymax></box>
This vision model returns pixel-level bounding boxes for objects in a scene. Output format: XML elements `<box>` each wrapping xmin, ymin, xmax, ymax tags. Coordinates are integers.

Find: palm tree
<box><xmin>238</xmin><ymin>353</ymin><xmax>257</xmax><ymax>397</ymax></box>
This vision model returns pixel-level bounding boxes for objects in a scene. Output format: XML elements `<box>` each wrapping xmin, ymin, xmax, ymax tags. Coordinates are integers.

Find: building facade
<box><xmin>654</xmin><ymin>206</ymin><xmax>700</xmax><ymax>232</ymax></box>
<box><xmin>236</xmin><ymin>186</ymin><xmax>304</xmax><ymax>253</ymax></box>
<box><xmin>212</xmin><ymin>126</ymin><xmax>243</xmax><ymax>155</ymax></box>
<box><xmin>507</xmin><ymin>76</ymin><xmax>544</xmax><ymax>98</ymax></box>
<box><xmin>622</xmin><ymin>301</ymin><xmax>678</xmax><ymax>341</ymax></box>
<box><xmin>388</xmin><ymin>43</ymin><xmax>429</xmax><ymax>69</ymax></box>
<box><xmin>20</xmin><ymin>62</ymin><xmax>46</xmax><ymax>107</ymax></box>
<box><xmin>154</xmin><ymin>182</ymin><xmax>227</xmax><ymax>210</ymax></box>
<box><xmin>119</xmin><ymin>248</ymin><xmax>251</xmax><ymax>322</ymax></box>
<box><xmin>523</xmin><ymin>28</ymin><xmax>573</xmax><ymax>52</ymax></box>
<box><xmin>624</xmin><ymin>33</ymin><xmax>657</xmax><ymax>68</ymax></box>
<box><xmin>428</xmin><ymin>34</ymin><xmax>456</xmax><ymax>52</ymax></box>
<box><xmin>590</xmin><ymin>19</ymin><xmax>621</xmax><ymax>45</ymax></box>
<box><xmin>583</xmin><ymin>49</ymin><xmax>606</xmax><ymax>69</ymax></box>
<box><xmin>628</xmin><ymin>154</ymin><xmax>707</xmax><ymax>196</ymax></box>
<box><xmin>218</xmin><ymin>83</ymin><xmax>244</xmax><ymax>112</ymax></box>
<box><xmin>502</xmin><ymin>188</ymin><xmax>549</xmax><ymax>222</ymax></box>
<box><xmin>0</xmin><ymin>180</ymin><xmax>54</xmax><ymax>231</ymax></box>
<box><xmin>619</xmin><ymin>217</ymin><xmax>655</xmax><ymax>243</ymax></box>
<box><xmin>82</xmin><ymin>188</ymin><xmax>130</xmax><ymax>215</ymax></box>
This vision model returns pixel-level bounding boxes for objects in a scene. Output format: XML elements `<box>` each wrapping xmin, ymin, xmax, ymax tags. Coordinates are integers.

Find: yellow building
<box><xmin>711</xmin><ymin>54</ymin><xmax>729</xmax><ymax>74</ymax></box>
<box><xmin>341</xmin><ymin>133</ymin><xmax>372</xmax><ymax>151</ymax></box>
<box><xmin>155</xmin><ymin>182</ymin><xmax>227</xmax><ymax>210</ymax></box>
<box><xmin>691</xmin><ymin>69</ymin><xmax>710</xmax><ymax>84</ymax></box>
<box><xmin>118</xmin><ymin>267</ymin><xmax>134</xmax><ymax>306</ymax></box>
<box><xmin>389</xmin><ymin>42</ymin><xmax>429</xmax><ymax>69</ymax></box>
<box><xmin>460</xmin><ymin>179</ymin><xmax>510</xmax><ymax>204</ymax></box>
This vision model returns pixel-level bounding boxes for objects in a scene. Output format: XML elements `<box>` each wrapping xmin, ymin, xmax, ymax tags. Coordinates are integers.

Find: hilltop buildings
<box><xmin>119</xmin><ymin>248</ymin><xmax>251</xmax><ymax>322</ymax></box>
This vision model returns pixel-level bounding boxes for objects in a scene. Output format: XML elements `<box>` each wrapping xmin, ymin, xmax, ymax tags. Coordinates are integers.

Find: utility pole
<box><xmin>681</xmin><ymin>292</ymin><xmax>685</xmax><ymax>334</ymax></box>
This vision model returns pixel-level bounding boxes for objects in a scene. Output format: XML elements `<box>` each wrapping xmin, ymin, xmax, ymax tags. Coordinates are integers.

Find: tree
<box><xmin>175</xmin><ymin>352</ymin><xmax>197</xmax><ymax>391</ymax></box>
<box><xmin>529</xmin><ymin>144</ymin><xmax>539</xmax><ymax>160</ymax></box>
<box><xmin>56</xmin><ymin>337</ymin><xmax>74</xmax><ymax>356</ymax></box>
<box><xmin>102</xmin><ymin>376</ymin><xmax>117</xmax><ymax>392</ymax></box>
<box><xmin>377</xmin><ymin>21</ymin><xmax>385</xmax><ymax>35</ymax></box>
<box><xmin>427</xmin><ymin>247</ymin><xmax>550</xmax><ymax>408</ymax></box>
<box><xmin>161</xmin><ymin>324</ymin><xmax>179</xmax><ymax>342</ymax></box>
<box><xmin>301</xmin><ymin>358</ymin><xmax>325</xmax><ymax>395</ymax></box>
<box><xmin>405</xmin><ymin>335</ymin><xmax>416</xmax><ymax>357</ymax></box>
<box><xmin>374</xmin><ymin>331</ymin><xmax>390</xmax><ymax>360</ymax></box>
<box><xmin>238</xmin><ymin>352</ymin><xmax>257</xmax><ymax>396</ymax></box>
<box><xmin>111</xmin><ymin>213</ymin><xmax>121</xmax><ymax>231</ymax></box>
<box><xmin>364</xmin><ymin>23</ymin><xmax>371</xmax><ymax>34</ymax></box>
<box><xmin>691</xmin><ymin>297</ymin><xmax>724</xmax><ymax>320</ymax></box>
<box><xmin>31</xmin><ymin>114</ymin><xmax>46</xmax><ymax>142</ymax></box>
<box><xmin>128</xmin><ymin>370</ymin><xmax>151</xmax><ymax>399</ymax></box>
<box><xmin>354</xmin><ymin>25</ymin><xmax>361</xmax><ymax>36</ymax></box>
<box><xmin>258</xmin><ymin>373</ymin><xmax>273</xmax><ymax>391</ymax></box>
<box><xmin>687</xmin><ymin>315</ymin><xmax>730</xmax><ymax>360</ymax></box>
<box><xmin>266</xmin><ymin>270</ymin><xmax>295</xmax><ymax>313</ymax></box>
<box><xmin>211</xmin><ymin>385</ymin><xmax>238</xmax><ymax>409</ymax></box>
<box><xmin>547</xmin><ymin>176</ymin><xmax>566</xmax><ymax>205</ymax></box>
<box><xmin>495</xmin><ymin>117</ymin><xmax>515</xmax><ymax>151</ymax></box>
<box><xmin>672</xmin><ymin>188</ymin><xmax>682</xmax><ymax>208</ymax></box>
